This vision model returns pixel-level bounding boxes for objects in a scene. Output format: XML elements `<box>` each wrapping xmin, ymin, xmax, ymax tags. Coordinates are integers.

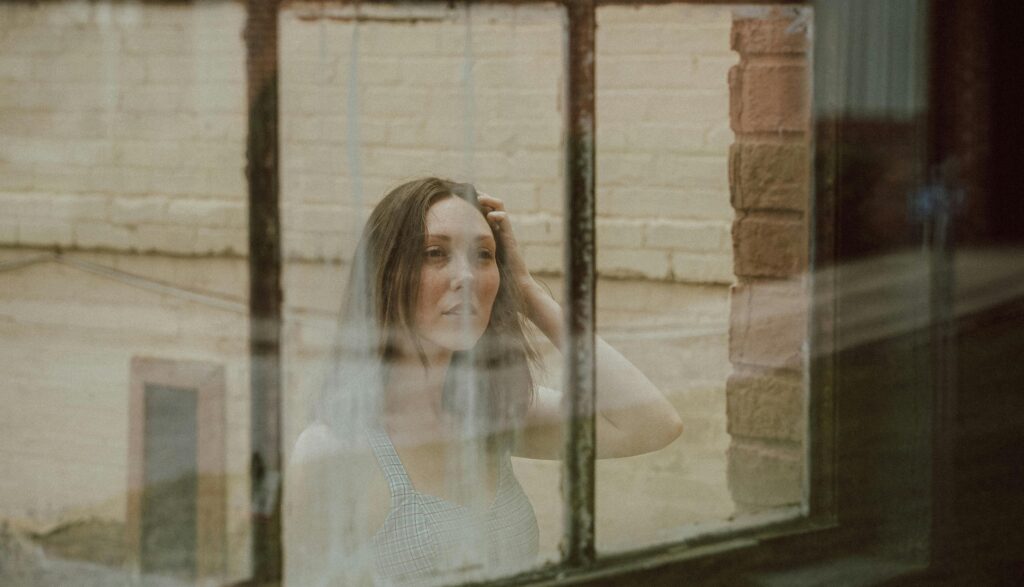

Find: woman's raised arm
<box><xmin>478</xmin><ymin>194</ymin><xmax>684</xmax><ymax>460</ymax></box>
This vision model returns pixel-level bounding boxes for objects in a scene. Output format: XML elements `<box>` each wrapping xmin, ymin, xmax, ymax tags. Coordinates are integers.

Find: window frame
<box><xmin>241</xmin><ymin>0</ymin><xmax>951</xmax><ymax>585</ymax></box>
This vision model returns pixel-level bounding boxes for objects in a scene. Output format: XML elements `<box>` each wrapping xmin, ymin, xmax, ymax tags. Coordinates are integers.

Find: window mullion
<box><xmin>561</xmin><ymin>0</ymin><xmax>598</xmax><ymax>568</ymax></box>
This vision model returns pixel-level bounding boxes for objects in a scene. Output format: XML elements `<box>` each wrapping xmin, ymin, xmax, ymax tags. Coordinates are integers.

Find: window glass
<box><xmin>279</xmin><ymin>3</ymin><xmax>567</xmax><ymax>585</ymax></box>
<box><xmin>0</xmin><ymin>1</ymin><xmax>251</xmax><ymax>584</ymax></box>
<box><xmin>591</xmin><ymin>4</ymin><xmax>812</xmax><ymax>553</ymax></box>
<box><xmin>0</xmin><ymin>0</ymin><xmax>954</xmax><ymax>585</ymax></box>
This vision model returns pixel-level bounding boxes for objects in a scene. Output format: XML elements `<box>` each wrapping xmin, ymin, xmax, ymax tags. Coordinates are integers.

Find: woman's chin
<box><xmin>433</xmin><ymin>331</ymin><xmax>485</xmax><ymax>353</ymax></box>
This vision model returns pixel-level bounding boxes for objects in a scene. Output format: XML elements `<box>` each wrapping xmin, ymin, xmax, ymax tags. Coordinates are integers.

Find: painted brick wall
<box><xmin>0</xmin><ymin>1</ymin><xmax>736</xmax><ymax>284</ymax></box>
<box><xmin>725</xmin><ymin>7</ymin><xmax>811</xmax><ymax>512</ymax></box>
<box><xmin>0</xmin><ymin>2</ymin><xmax>249</xmax><ymax>256</ymax></box>
<box><xmin>0</xmin><ymin>251</ymin><xmax>253</xmax><ymax>582</ymax></box>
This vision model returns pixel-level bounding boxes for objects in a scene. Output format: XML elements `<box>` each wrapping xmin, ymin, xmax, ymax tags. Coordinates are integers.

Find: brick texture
<box><xmin>728</xmin><ymin>279</ymin><xmax>807</xmax><ymax>370</ymax></box>
<box><xmin>726</xmin><ymin>367</ymin><xmax>803</xmax><ymax>442</ymax></box>
<box><xmin>0</xmin><ymin>1</ymin><xmax>739</xmax><ymax>285</ymax></box>
<box><xmin>732</xmin><ymin>214</ymin><xmax>807</xmax><ymax>278</ymax></box>
<box><xmin>726</xmin><ymin>438</ymin><xmax>802</xmax><ymax>508</ymax></box>
<box><xmin>729</xmin><ymin>142</ymin><xmax>809</xmax><ymax>212</ymax></box>
<box><xmin>725</xmin><ymin>8</ymin><xmax>811</xmax><ymax>513</ymax></box>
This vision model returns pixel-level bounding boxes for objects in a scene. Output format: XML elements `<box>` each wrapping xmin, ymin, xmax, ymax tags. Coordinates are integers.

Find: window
<box><xmin>2</xmin><ymin>0</ymin><xmax>1022</xmax><ymax>585</ymax></box>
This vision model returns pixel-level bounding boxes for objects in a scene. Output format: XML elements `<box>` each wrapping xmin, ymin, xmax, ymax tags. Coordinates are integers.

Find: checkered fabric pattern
<box><xmin>367</xmin><ymin>425</ymin><xmax>540</xmax><ymax>585</ymax></box>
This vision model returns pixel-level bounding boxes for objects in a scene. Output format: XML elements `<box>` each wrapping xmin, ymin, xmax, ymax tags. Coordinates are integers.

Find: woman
<box><xmin>285</xmin><ymin>178</ymin><xmax>683</xmax><ymax>586</ymax></box>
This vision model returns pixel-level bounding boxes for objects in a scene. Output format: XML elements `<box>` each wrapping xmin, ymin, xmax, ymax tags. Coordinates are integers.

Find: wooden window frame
<box><xmin>241</xmin><ymin>0</ymin><xmax>985</xmax><ymax>585</ymax></box>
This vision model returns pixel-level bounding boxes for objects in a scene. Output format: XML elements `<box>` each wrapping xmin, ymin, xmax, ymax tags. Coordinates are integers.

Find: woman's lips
<box><xmin>443</xmin><ymin>304</ymin><xmax>477</xmax><ymax>316</ymax></box>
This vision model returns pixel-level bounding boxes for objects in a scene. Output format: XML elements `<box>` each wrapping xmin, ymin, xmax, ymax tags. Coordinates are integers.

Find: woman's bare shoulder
<box><xmin>291</xmin><ymin>422</ymin><xmax>373</xmax><ymax>466</ymax></box>
<box><xmin>288</xmin><ymin>421</ymin><xmax>391</xmax><ymax>534</ymax></box>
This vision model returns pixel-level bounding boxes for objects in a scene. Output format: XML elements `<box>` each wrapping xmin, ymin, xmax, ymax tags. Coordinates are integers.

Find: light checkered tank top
<box><xmin>367</xmin><ymin>425</ymin><xmax>539</xmax><ymax>585</ymax></box>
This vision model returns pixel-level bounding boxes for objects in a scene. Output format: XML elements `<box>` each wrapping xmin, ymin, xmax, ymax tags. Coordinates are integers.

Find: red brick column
<box><xmin>726</xmin><ymin>8</ymin><xmax>810</xmax><ymax>512</ymax></box>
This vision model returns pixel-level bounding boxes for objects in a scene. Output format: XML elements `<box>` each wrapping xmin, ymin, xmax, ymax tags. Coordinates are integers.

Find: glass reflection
<box><xmin>285</xmin><ymin>178</ymin><xmax>683</xmax><ymax>585</ymax></box>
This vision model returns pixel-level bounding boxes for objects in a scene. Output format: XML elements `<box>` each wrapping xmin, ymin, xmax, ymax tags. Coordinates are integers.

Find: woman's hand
<box><xmin>477</xmin><ymin>193</ymin><xmax>537</xmax><ymax>294</ymax></box>
<box><xmin>476</xmin><ymin>193</ymin><xmax>683</xmax><ymax>460</ymax></box>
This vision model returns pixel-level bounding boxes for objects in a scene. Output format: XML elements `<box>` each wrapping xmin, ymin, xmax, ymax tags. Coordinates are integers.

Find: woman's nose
<box><xmin>449</xmin><ymin>253</ymin><xmax>475</xmax><ymax>289</ymax></box>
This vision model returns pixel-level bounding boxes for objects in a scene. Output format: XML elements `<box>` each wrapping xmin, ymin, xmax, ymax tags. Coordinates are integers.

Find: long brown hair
<box><xmin>322</xmin><ymin>177</ymin><xmax>538</xmax><ymax>444</ymax></box>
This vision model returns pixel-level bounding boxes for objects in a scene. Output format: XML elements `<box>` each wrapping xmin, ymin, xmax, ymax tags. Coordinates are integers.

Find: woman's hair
<box><xmin>321</xmin><ymin>177</ymin><xmax>538</xmax><ymax>444</ymax></box>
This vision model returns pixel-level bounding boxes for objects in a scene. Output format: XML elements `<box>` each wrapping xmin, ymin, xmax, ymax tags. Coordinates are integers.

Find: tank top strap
<box><xmin>365</xmin><ymin>422</ymin><xmax>415</xmax><ymax>502</ymax></box>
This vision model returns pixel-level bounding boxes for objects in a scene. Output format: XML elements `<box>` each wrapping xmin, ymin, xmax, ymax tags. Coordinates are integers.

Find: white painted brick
<box><xmin>197</xmin><ymin>113</ymin><xmax>246</xmax><ymax>142</ymax></box>
<box><xmin>0</xmin><ymin>163</ymin><xmax>34</xmax><ymax>191</ymax></box>
<box><xmin>597</xmin><ymin>25</ymin><xmax>665</xmax><ymax>55</ymax></box>
<box><xmin>74</xmin><ymin>218</ymin><xmax>135</xmax><ymax>247</ymax></box>
<box><xmin>200</xmin><ymin>169</ymin><xmax>246</xmax><ymax>199</ymax></box>
<box><xmin>599</xmin><ymin>57</ymin><xmax>691</xmax><ymax>90</ymax></box>
<box><xmin>146</xmin><ymin>168</ymin><xmax>221</xmax><ymax>198</ymax></box>
<box><xmin>0</xmin><ymin>28</ymin><xmax>67</xmax><ymax>55</ymax></box>
<box><xmin>643</xmin><ymin>91</ymin><xmax>729</xmax><ymax>125</ymax></box>
<box><xmin>398</xmin><ymin>57</ymin><xmax>462</xmax><ymax>87</ymax></box>
<box><xmin>480</xmin><ymin>181</ymin><xmax>540</xmax><ymax>214</ymax></box>
<box><xmin>670</xmin><ymin>252</ymin><xmax>734</xmax><ymax>284</ymax></box>
<box><xmin>195</xmin><ymin>227</ymin><xmax>247</xmax><ymax>255</ymax></box>
<box><xmin>186</xmin><ymin>83</ymin><xmax>246</xmax><ymax>115</ymax></box>
<box><xmin>475</xmin><ymin>90</ymin><xmax>559</xmax><ymax>123</ymax></box>
<box><xmin>362</xmin><ymin>26</ymin><xmax>439</xmax><ymax>57</ymax></box>
<box><xmin>32</xmin><ymin>55</ymin><xmax>117</xmax><ymax>83</ymax></box>
<box><xmin>361</xmin><ymin>86</ymin><xmax>432</xmax><ymax>118</ymax></box>
<box><xmin>521</xmin><ymin>243</ymin><xmax>561</xmax><ymax>274</ymax></box>
<box><xmin>0</xmin><ymin>57</ymin><xmax>33</xmax><ymax>82</ymax></box>
<box><xmin>85</xmin><ymin>167</ymin><xmax>126</xmax><ymax>194</ymax></box>
<box><xmin>113</xmin><ymin>113</ymin><xmax>199</xmax><ymax>141</ymax></box>
<box><xmin>0</xmin><ymin>218</ymin><xmax>18</xmax><ymax>243</ymax></box>
<box><xmin>660</xmin><ymin>26</ymin><xmax>733</xmax><ymax>55</ymax></box>
<box><xmin>599</xmin><ymin>187</ymin><xmax>731</xmax><ymax>221</ymax></box>
<box><xmin>166</xmin><ymin>199</ymin><xmax>246</xmax><ymax>229</ymax></box>
<box><xmin>597</xmin><ymin>218</ymin><xmax>645</xmax><ymax>249</ymax></box>
<box><xmin>514</xmin><ymin>214</ymin><xmax>558</xmax><ymax>245</ymax></box>
<box><xmin>283</xmin><ymin>232</ymin><xmax>320</xmax><ymax>262</ymax></box>
<box><xmin>121</xmin><ymin>168</ymin><xmax>154</xmax><ymax>195</ymax></box>
<box><xmin>193</xmin><ymin>57</ymin><xmax>246</xmax><ymax>84</ymax></box>
<box><xmin>29</xmin><ymin>165</ymin><xmax>92</xmax><ymax>194</ymax></box>
<box><xmin>598</xmin><ymin>5</ymin><xmax>731</xmax><ymax>25</ymax></box>
<box><xmin>15</xmin><ymin>194</ymin><xmax>108</xmax><ymax>222</ymax></box>
<box><xmin>286</xmin><ymin>144</ymin><xmax>347</xmax><ymax>173</ymax></box>
<box><xmin>281</xmin><ymin>173</ymin><xmax>346</xmax><ymax>206</ymax></box>
<box><xmin>623</xmin><ymin>124</ymin><xmax>709</xmax><ymax>153</ymax></box>
<box><xmin>137</xmin><ymin>224</ymin><xmax>197</xmax><ymax>255</ymax></box>
<box><xmin>597</xmin><ymin>152</ymin><xmax>657</xmax><ymax>186</ymax></box>
<box><xmin>121</xmin><ymin>87</ymin><xmax>184</xmax><ymax>113</ymax></box>
<box><xmin>480</xmin><ymin>121</ymin><xmax>562</xmax><ymax>150</ymax></box>
<box><xmin>356</xmin><ymin>58</ymin><xmax>404</xmax><ymax>86</ymax></box>
<box><xmin>598</xmin><ymin>248</ymin><xmax>670</xmax><ymax>280</ymax></box>
<box><xmin>288</xmin><ymin>204</ymin><xmax>351</xmax><ymax>233</ymax></box>
<box><xmin>596</xmin><ymin>127</ymin><xmax>628</xmax><ymax>153</ymax></box>
<box><xmin>690</xmin><ymin>55</ymin><xmax>738</xmax><ymax>89</ymax></box>
<box><xmin>17</xmin><ymin>219</ymin><xmax>73</xmax><ymax>247</ymax></box>
<box><xmin>705</xmin><ymin>122</ymin><xmax>735</xmax><ymax>149</ymax></box>
<box><xmin>122</xmin><ymin>29</ymin><xmax>189</xmax><ymax>56</ymax></box>
<box><xmin>645</xmin><ymin>220</ymin><xmax>727</xmax><ymax>252</ymax></box>
<box><xmin>653</xmin><ymin>154</ymin><xmax>729</xmax><ymax>191</ymax></box>
<box><xmin>110</xmin><ymin>197</ymin><xmax>167</xmax><ymax>225</ymax></box>
<box><xmin>511</xmin><ymin>151</ymin><xmax>562</xmax><ymax>182</ymax></box>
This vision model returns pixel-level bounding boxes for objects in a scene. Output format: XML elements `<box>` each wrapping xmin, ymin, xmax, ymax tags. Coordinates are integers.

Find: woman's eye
<box><xmin>425</xmin><ymin>247</ymin><xmax>447</xmax><ymax>260</ymax></box>
<box><xmin>477</xmin><ymin>249</ymin><xmax>495</xmax><ymax>261</ymax></box>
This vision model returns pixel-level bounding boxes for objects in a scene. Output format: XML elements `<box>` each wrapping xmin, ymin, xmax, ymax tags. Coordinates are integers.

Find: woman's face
<box><xmin>413</xmin><ymin>196</ymin><xmax>500</xmax><ymax>356</ymax></box>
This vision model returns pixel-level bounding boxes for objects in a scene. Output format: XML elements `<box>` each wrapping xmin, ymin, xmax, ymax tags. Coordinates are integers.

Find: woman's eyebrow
<box><xmin>425</xmin><ymin>234</ymin><xmax>496</xmax><ymax>245</ymax></box>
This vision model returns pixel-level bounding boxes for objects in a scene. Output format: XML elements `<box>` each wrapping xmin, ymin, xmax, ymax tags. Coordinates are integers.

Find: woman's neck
<box><xmin>382</xmin><ymin>350</ymin><xmax>454</xmax><ymax>443</ymax></box>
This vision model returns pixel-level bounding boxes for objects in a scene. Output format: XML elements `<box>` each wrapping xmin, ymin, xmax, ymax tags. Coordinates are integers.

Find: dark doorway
<box><xmin>141</xmin><ymin>384</ymin><xmax>198</xmax><ymax>580</ymax></box>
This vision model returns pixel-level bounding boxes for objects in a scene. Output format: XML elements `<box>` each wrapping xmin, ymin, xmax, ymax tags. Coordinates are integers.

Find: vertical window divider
<box><xmin>561</xmin><ymin>0</ymin><xmax>598</xmax><ymax>568</ymax></box>
<box><xmin>244</xmin><ymin>0</ymin><xmax>283</xmax><ymax>582</ymax></box>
